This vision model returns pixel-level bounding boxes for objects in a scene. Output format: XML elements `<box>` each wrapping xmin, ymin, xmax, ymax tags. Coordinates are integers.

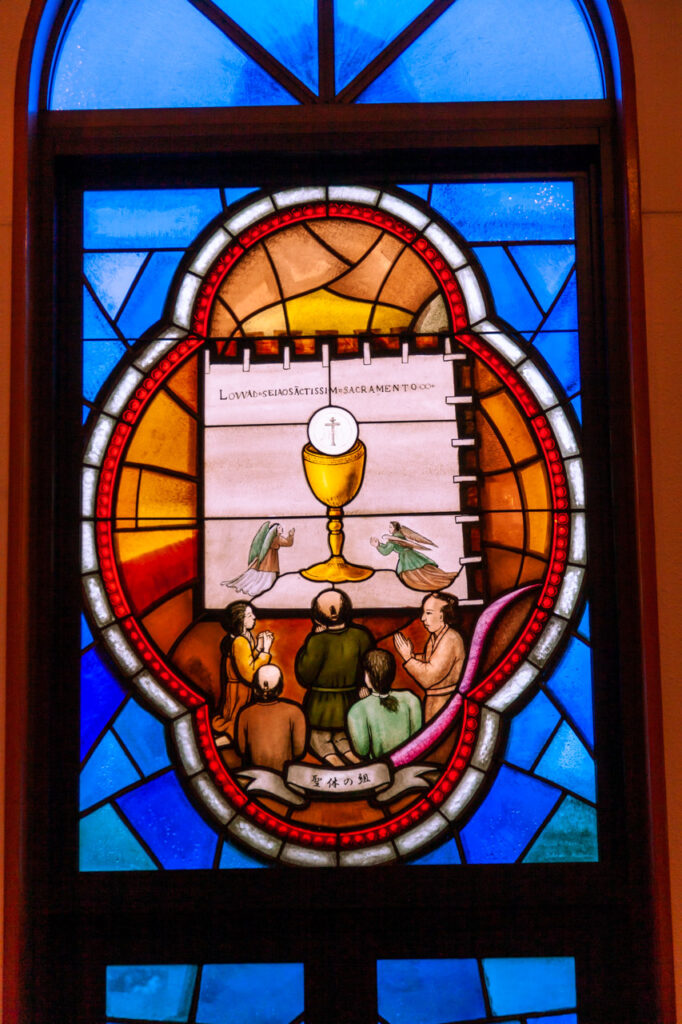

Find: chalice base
<box><xmin>301</xmin><ymin>555</ymin><xmax>374</xmax><ymax>583</ymax></box>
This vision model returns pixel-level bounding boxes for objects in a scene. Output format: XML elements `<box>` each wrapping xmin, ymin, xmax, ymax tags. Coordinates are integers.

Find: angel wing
<box><xmin>248</xmin><ymin>521</ymin><xmax>271</xmax><ymax>565</ymax></box>
<box><xmin>255</xmin><ymin>523</ymin><xmax>280</xmax><ymax>565</ymax></box>
<box><xmin>399</xmin><ymin>525</ymin><xmax>437</xmax><ymax>547</ymax></box>
<box><xmin>383</xmin><ymin>535</ymin><xmax>433</xmax><ymax>552</ymax></box>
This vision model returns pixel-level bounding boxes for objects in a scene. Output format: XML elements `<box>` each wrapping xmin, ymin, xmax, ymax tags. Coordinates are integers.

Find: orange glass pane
<box><xmin>286</xmin><ymin>288</ymin><xmax>405</xmax><ymax>334</ymax></box>
<box><xmin>379</xmin><ymin>245</ymin><xmax>440</xmax><ymax>310</ymax></box>
<box><xmin>126</xmin><ymin>390</ymin><xmax>197</xmax><ymax>476</ymax></box>
<box><xmin>307</xmin><ymin>219</ymin><xmax>381</xmax><ymax>262</ymax></box>
<box><xmin>166</xmin><ymin>356</ymin><xmax>198</xmax><ymax>412</ymax></box>
<box><xmin>264</xmin><ymin>223</ymin><xmax>347</xmax><ymax>296</ymax></box>
<box><xmin>209</xmin><ymin>299</ymin><xmax>237</xmax><ymax>339</ymax></box>
<box><xmin>241</xmin><ymin>305</ymin><xmax>287</xmax><ymax>335</ymax></box>
<box><xmin>142</xmin><ymin>586</ymin><xmax>195</xmax><ymax>654</ymax></box>
<box><xmin>473</xmin><ymin>358</ymin><xmax>501</xmax><ymax>396</ymax></box>
<box><xmin>115</xmin><ymin>466</ymin><xmax>141</xmax><ymax>520</ymax></box>
<box><xmin>115</xmin><ymin>528</ymin><xmax>197</xmax><ymax>615</ymax></box>
<box><xmin>137</xmin><ymin>470</ymin><xmax>196</xmax><ymax>521</ymax></box>
<box><xmin>115</xmin><ymin>525</ymin><xmax>197</xmax><ymax>564</ymax></box>
<box><xmin>476</xmin><ymin>414</ymin><xmax>511</xmax><ymax>473</ymax></box>
<box><xmin>481</xmin><ymin>392</ymin><xmax>538</xmax><ymax>463</ymax></box>
<box><xmin>330</xmin><ymin>234</ymin><xmax>404</xmax><ymax>301</ymax></box>
<box><xmin>218</xmin><ymin>243</ymin><xmax>281</xmax><ymax>321</ymax></box>
<box><xmin>483</xmin><ymin>511</ymin><xmax>525</xmax><ymax>548</ymax></box>
<box><xmin>485</xmin><ymin>546</ymin><xmax>524</xmax><ymax>594</ymax></box>
<box><xmin>480</xmin><ymin>470</ymin><xmax>522</xmax><ymax>512</ymax></box>
<box><xmin>519</xmin><ymin>553</ymin><xmax>549</xmax><ymax>584</ymax></box>
<box><xmin>526</xmin><ymin>509</ymin><xmax>553</xmax><ymax>558</ymax></box>
<box><xmin>519</xmin><ymin>459</ymin><xmax>551</xmax><ymax>509</ymax></box>
<box><xmin>171</xmin><ymin>620</ymin><xmax>223</xmax><ymax>707</ymax></box>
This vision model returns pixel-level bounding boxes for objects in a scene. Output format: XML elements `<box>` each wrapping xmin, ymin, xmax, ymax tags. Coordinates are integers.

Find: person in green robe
<box><xmin>295</xmin><ymin>589</ymin><xmax>374</xmax><ymax>766</ymax></box>
<box><xmin>370</xmin><ymin>521</ymin><xmax>459</xmax><ymax>592</ymax></box>
<box><xmin>347</xmin><ymin>649</ymin><xmax>422</xmax><ymax>760</ymax></box>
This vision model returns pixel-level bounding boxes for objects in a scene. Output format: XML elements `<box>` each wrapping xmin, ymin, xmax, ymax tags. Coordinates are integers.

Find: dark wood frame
<box><xmin>5</xmin><ymin>0</ymin><xmax>674</xmax><ymax>1021</ymax></box>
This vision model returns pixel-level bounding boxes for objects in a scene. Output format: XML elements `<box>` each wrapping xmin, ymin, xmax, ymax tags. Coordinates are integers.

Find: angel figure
<box><xmin>370</xmin><ymin>521</ymin><xmax>459</xmax><ymax>592</ymax></box>
<box><xmin>222</xmin><ymin>521</ymin><xmax>295</xmax><ymax>598</ymax></box>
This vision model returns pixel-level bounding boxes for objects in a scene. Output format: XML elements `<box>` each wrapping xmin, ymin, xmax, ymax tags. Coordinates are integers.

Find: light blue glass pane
<box><xmin>377</xmin><ymin>959</ymin><xmax>486</xmax><ymax>1024</ymax></box>
<box><xmin>535</xmin><ymin>721</ymin><xmax>596</xmax><ymax>802</ymax></box>
<box><xmin>50</xmin><ymin>0</ymin><xmax>297</xmax><ymax>110</ymax></box>
<box><xmin>116</xmin><ymin>772</ymin><xmax>218</xmax><ymax>869</ymax></box>
<box><xmin>509</xmin><ymin>245</ymin><xmax>575</xmax><ymax>312</ymax></box>
<box><xmin>534</xmin><ymin>331</ymin><xmax>581</xmax><ymax>396</ymax></box>
<box><xmin>505</xmin><ymin>691</ymin><xmax>561</xmax><ymax>770</ymax></box>
<box><xmin>197</xmin><ymin>963</ymin><xmax>304</xmax><ymax>1024</ymax></box>
<box><xmin>223</xmin><ymin>186</ymin><xmax>260</xmax><ymax>210</ymax></box>
<box><xmin>411</xmin><ymin>838</ymin><xmax>461</xmax><ymax>865</ymax></box>
<box><xmin>211</xmin><ymin>0</ymin><xmax>318</xmax><ymax>93</ymax></box>
<box><xmin>540</xmin><ymin>270</ymin><xmax>578</xmax><ymax>331</ymax></box>
<box><xmin>117</xmin><ymin>251</ymin><xmax>185</xmax><ymax>337</ymax></box>
<box><xmin>80</xmin><ymin>804</ymin><xmax>157</xmax><ymax>870</ymax></box>
<box><xmin>473</xmin><ymin>247</ymin><xmax>542</xmax><ymax>332</ymax></box>
<box><xmin>524</xmin><ymin>795</ymin><xmax>598</xmax><ymax>862</ymax></box>
<box><xmin>83</xmin><ymin>339</ymin><xmax>129</xmax><ymax>401</ymax></box>
<box><xmin>84</xmin><ymin>251</ymin><xmax>147</xmax><ymax>319</ymax></box>
<box><xmin>81</xmin><ymin>648</ymin><xmax>127</xmax><ymax>761</ymax></box>
<box><xmin>545</xmin><ymin>636</ymin><xmax>594</xmax><ymax>747</ymax></box>
<box><xmin>536</xmin><ymin>1014</ymin><xmax>578</xmax><ymax>1024</ymax></box>
<box><xmin>219</xmin><ymin>839</ymin><xmax>267</xmax><ymax>869</ymax></box>
<box><xmin>107</xmin><ymin>964</ymin><xmax>197</xmax><ymax>1021</ymax></box>
<box><xmin>83</xmin><ymin>287</ymin><xmax>118</xmax><ymax>339</ymax></box>
<box><xmin>577</xmin><ymin>601</ymin><xmax>590</xmax><ymax>640</ymax></box>
<box><xmin>80</xmin><ymin>730</ymin><xmax>141</xmax><ymax>810</ymax></box>
<box><xmin>335</xmin><ymin>0</ymin><xmax>431</xmax><ymax>92</ymax></box>
<box><xmin>358</xmin><ymin>0</ymin><xmax>603</xmax><ymax>103</ymax></box>
<box><xmin>114</xmin><ymin>699</ymin><xmax>171</xmax><ymax>776</ymax></box>
<box><xmin>571</xmin><ymin>394</ymin><xmax>582</xmax><ymax>423</ymax></box>
<box><xmin>398</xmin><ymin>183</ymin><xmax>430</xmax><ymax>201</ymax></box>
<box><xmin>84</xmin><ymin>189</ymin><xmax>223</xmax><ymax>249</ymax></box>
<box><xmin>482</xmin><ymin>957</ymin><xmax>576</xmax><ymax>1017</ymax></box>
<box><xmin>430</xmin><ymin>183</ymin><xmax>575</xmax><ymax>242</ymax></box>
<box><xmin>81</xmin><ymin>613</ymin><xmax>94</xmax><ymax>650</ymax></box>
<box><xmin>83</xmin><ymin>404</ymin><xmax>91</xmax><ymax>423</ymax></box>
<box><xmin>460</xmin><ymin>765</ymin><xmax>560</xmax><ymax>863</ymax></box>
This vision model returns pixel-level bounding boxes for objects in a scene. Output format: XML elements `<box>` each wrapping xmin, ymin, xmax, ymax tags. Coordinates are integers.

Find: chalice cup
<box><xmin>301</xmin><ymin>439</ymin><xmax>374</xmax><ymax>583</ymax></box>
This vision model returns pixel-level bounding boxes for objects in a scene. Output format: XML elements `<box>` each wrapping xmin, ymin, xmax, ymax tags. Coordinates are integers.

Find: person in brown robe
<box><xmin>394</xmin><ymin>592</ymin><xmax>465</xmax><ymax>721</ymax></box>
<box><xmin>235</xmin><ymin>664</ymin><xmax>307</xmax><ymax>773</ymax></box>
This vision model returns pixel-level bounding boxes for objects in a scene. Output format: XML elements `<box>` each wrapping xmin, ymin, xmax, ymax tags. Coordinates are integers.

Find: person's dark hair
<box><xmin>422</xmin><ymin>591</ymin><xmax>459</xmax><ymax>628</ymax></box>
<box><xmin>390</xmin><ymin>520</ymin><xmax>401</xmax><ymax>533</ymax></box>
<box><xmin>253</xmin><ymin>665</ymin><xmax>283</xmax><ymax>702</ymax></box>
<box><xmin>363</xmin><ymin>648</ymin><xmax>398</xmax><ymax>711</ymax></box>
<box><xmin>311</xmin><ymin>588</ymin><xmax>352</xmax><ymax>627</ymax></box>
<box><xmin>221</xmin><ymin>600</ymin><xmax>251</xmax><ymax>639</ymax></box>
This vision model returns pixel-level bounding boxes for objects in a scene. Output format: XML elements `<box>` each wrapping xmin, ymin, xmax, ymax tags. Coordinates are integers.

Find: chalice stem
<box><xmin>327</xmin><ymin>507</ymin><xmax>344</xmax><ymax>558</ymax></box>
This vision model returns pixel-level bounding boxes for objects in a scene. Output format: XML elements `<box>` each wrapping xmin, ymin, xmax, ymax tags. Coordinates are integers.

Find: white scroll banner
<box><xmin>237</xmin><ymin>763</ymin><xmax>435</xmax><ymax>806</ymax></box>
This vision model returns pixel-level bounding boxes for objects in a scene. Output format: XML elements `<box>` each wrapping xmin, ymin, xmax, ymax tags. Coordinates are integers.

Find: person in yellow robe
<box><xmin>212</xmin><ymin>600</ymin><xmax>273</xmax><ymax>744</ymax></box>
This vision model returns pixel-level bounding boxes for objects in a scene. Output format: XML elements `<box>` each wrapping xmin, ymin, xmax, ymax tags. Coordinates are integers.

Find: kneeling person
<box><xmin>236</xmin><ymin>664</ymin><xmax>307</xmax><ymax>773</ymax></box>
<box><xmin>347</xmin><ymin>650</ymin><xmax>422</xmax><ymax>760</ymax></box>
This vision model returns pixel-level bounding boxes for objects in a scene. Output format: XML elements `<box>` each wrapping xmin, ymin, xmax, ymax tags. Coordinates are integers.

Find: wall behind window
<box><xmin>0</xmin><ymin>0</ymin><xmax>680</xmax><ymax>1014</ymax></box>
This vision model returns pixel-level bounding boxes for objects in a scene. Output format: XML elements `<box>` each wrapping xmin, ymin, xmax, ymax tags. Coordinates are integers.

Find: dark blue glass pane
<box><xmin>577</xmin><ymin>601</ymin><xmax>591</xmax><ymax>640</ymax></box>
<box><xmin>473</xmin><ymin>247</ymin><xmax>543</xmax><ymax>332</ymax></box>
<box><xmin>211</xmin><ymin>0</ymin><xmax>318</xmax><ymax>93</ymax></box>
<box><xmin>398</xmin><ymin>183</ymin><xmax>430</xmax><ymax>201</ymax></box>
<box><xmin>540</xmin><ymin>270</ymin><xmax>578</xmax><ymax>331</ymax></box>
<box><xmin>82</xmin><ymin>404</ymin><xmax>91</xmax><ymax>423</ymax></box>
<box><xmin>524</xmin><ymin>795</ymin><xmax>598</xmax><ymax>862</ymax></box>
<box><xmin>533</xmin><ymin>331</ymin><xmax>581</xmax><ymax>396</ymax></box>
<box><xmin>219</xmin><ymin>839</ymin><xmax>267</xmax><ymax>869</ymax></box>
<box><xmin>84</xmin><ymin>251</ymin><xmax>147</xmax><ymax>319</ymax></box>
<box><xmin>114</xmin><ymin>699</ymin><xmax>171</xmax><ymax>776</ymax></box>
<box><xmin>335</xmin><ymin>0</ymin><xmax>431</xmax><ymax>92</ymax></box>
<box><xmin>571</xmin><ymin>394</ymin><xmax>582</xmax><ymax>423</ymax></box>
<box><xmin>83</xmin><ymin>287</ymin><xmax>117</xmax><ymax>340</ymax></box>
<box><xmin>545</xmin><ymin>636</ymin><xmax>594</xmax><ymax>747</ymax></box>
<box><xmin>536</xmin><ymin>1014</ymin><xmax>578</xmax><ymax>1024</ymax></box>
<box><xmin>50</xmin><ymin>0</ymin><xmax>297</xmax><ymax>109</ymax></box>
<box><xmin>509</xmin><ymin>244</ymin><xmax>575</xmax><ymax>311</ymax></box>
<box><xmin>84</xmin><ymin>189</ymin><xmax>223</xmax><ymax>249</ymax></box>
<box><xmin>117</xmin><ymin>251</ymin><xmax>185</xmax><ymax>338</ymax></box>
<box><xmin>358</xmin><ymin>0</ymin><xmax>604</xmax><ymax>103</ymax></box>
<box><xmin>505</xmin><ymin>691</ymin><xmax>561</xmax><ymax>770</ymax></box>
<box><xmin>80</xmin><ymin>730</ymin><xmax>141</xmax><ymax>810</ymax></box>
<box><xmin>460</xmin><ymin>765</ymin><xmax>560</xmax><ymax>863</ymax></box>
<box><xmin>116</xmin><ymin>772</ymin><xmax>218</xmax><ymax>869</ymax></box>
<box><xmin>197</xmin><ymin>963</ymin><xmax>304</xmax><ymax>1024</ymax></box>
<box><xmin>430</xmin><ymin>183</ymin><xmax>575</xmax><ymax>242</ymax></box>
<box><xmin>411</xmin><ymin>838</ymin><xmax>461</xmax><ymax>865</ymax></box>
<box><xmin>81</xmin><ymin>613</ymin><xmax>93</xmax><ymax>650</ymax></box>
<box><xmin>83</xmin><ymin>339</ymin><xmax>129</xmax><ymax>401</ymax></box>
<box><xmin>80</xmin><ymin>804</ymin><xmax>157</xmax><ymax>870</ymax></box>
<box><xmin>377</xmin><ymin>959</ymin><xmax>486</xmax><ymax>1024</ymax></box>
<box><xmin>107</xmin><ymin>964</ymin><xmax>197</xmax><ymax>1021</ymax></box>
<box><xmin>482</xmin><ymin>957</ymin><xmax>576</xmax><ymax>1017</ymax></box>
<box><xmin>81</xmin><ymin>648</ymin><xmax>127</xmax><ymax>761</ymax></box>
<box><xmin>535</xmin><ymin>721</ymin><xmax>596</xmax><ymax>802</ymax></box>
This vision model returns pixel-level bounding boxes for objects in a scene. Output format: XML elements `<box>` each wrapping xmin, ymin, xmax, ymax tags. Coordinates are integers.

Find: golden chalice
<box><xmin>301</xmin><ymin>407</ymin><xmax>374</xmax><ymax>583</ymax></box>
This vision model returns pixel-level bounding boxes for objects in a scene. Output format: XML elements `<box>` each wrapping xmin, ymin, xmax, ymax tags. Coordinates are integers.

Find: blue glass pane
<box><xmin>81</xmin><ymin>648</ymin><xmax>127</xmax><ymax>761</ymax></box>
<box><xmin>116</xmin><ymin>772</ymin><xmax>218</xmax><ymax>869</ymax></box>
<box><xmin>509</xmin><ymin>245</ymin><xmax>575</xmax><ymax>311</ymax></box>
<box><xmin>571</xmin><ymin>394</ymin><xmax>582</xmax><ymax>423</ymax></box>
<box><xmin>545</xmin><ymin>637</ymin><xmax>594</xmax><ymax>747</ymax></box>
<box><xmin>577</xmin><ymin>602</ymin><xmax>591</xmax><ymax>640</ymax></box>
<box><xmin>82</xmin><ymin>404</ymin><xmax>92</xmax><ymax>423</ymax></box>
<box><xmin>219</xmin><ymin>839</ymin><xmax>268</xmax><ymax>869</ymax></box>
<box><xmin>84</xmin><ymin>189</ymin><xmax>223</xmax><ymax>249</ymax></box>
<box><xmin>197</xmin><ymin>963</ymin><xmax>304</xmax><ymax>1024</ymax></box>
<box><xmin>107</xmin><ymin>964</ymin><xmax>197</xmax><ymax>1021</ymax></box>
<box><xmin>534</xmin><ymin>331</ymin><xmax>581</xmax><ymax>396</ymax></box>
<box><xmin>358</xmin><ymin>0</ymin><xmax>604</xmax><ymax>103</ymax></box>
<box><xmin>398</xmin><ymin>183</ymin><xmax>430</xmax><ymax>201</ymax></box>
<box><xmin>114</xmin><ymin>699</ymin><xmax>171</xmax><ymax>776</ymax></box>
<box><xmin>81</xmin><ymin>613</ymin><xmax>94</xmax><ymax>650</ymax></box>
<box><xmin>536</xmin><ymin>1014</ymin><xmax>578</xmax><ymax>1024</ymax></box>
<box><xmin>50</xmin><ymin>0</ymin><xmax>297</xmax><ymax>109</ymax></box>
<box><xmin>83</xmin><ymin>339</ymin><xmax>129</xmax><ymax>401</ymax></box>
<box><xmin>540</xmin><ymin>270</ymin><xmax>578</xmax><ymax>331</ymax></box>
<box><xmin>211</xmin><ymin>0</ymin><xmax>318</xmax><ymax>93</ymax></box>
<box><xmin>524</xmin><ymin>795</ymin><xmax>598</xmax><ymax>862</ymax></box>
<box><xmin>80</xmin><ymin>804</ymin><xmax>158</xmax><ymax>870</ymax></box>
<box><xmin>83</xmin><ymin>287</ymin><xmax>118</xmax><ymax>340</ymax></box>
<box><xmin>411</xmin><ymin>838</ymin><xmax>461</xmax><ymax>865</ymax></box>
<box><xmin>80</xmin><ymin>730</ymin><xmax>141</xmax><ymax>810</ymax></box>
<box><xmin>430</xmin><ymin>183</ymin><xmax>575</xmax><ymax>242</ymax></box>
<box><xmin>84</xmin><ymin>251</ymin><xmax>147</xmax><ymax>319</ymax></box>
<box><xmin>377</xmin><ymin>959</ymin><xmax>486</xmax><ymax>1024</ymax></box>
<box><xmin>335</xmin><ymin>0</ymin><xmax>431</xmax><ymax>92</ymax></box>
<box><xmin>535</xmin><ymin>721</ymin><xmax>596</xmax><ymax>802</ymax></box>
<box><xmin>223</xmin><ymin>186</ymin><xmax>260</xmax><ymax>210</ymax></box>
<box><xmin>117</xmin><ymin>251</ymin><xmax>185</xmax><ymax>337</ymax></box>
<box><xmin>505</xmin><ymin>691</ymin><xmax>561</xmax><ymax>770</ymax></box>
<box><xmin>482</xmin><ymin>957</ymin><xmax>576</xmax><ymax>1017</ymax></box>
<box><xmin>474</xmin><ymin>246</ymin><xmax>542</xmax><ymax>332</ymax></box>
<box><xmin>460</xmin><ymin>765</ymin><xmax>560</xmax><ymax>863</ymax></box>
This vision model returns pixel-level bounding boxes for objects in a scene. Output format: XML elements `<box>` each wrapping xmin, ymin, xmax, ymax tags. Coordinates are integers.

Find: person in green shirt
<box><xmin>347</xmin><ymin>649</ymin><xmax>422</xmax><ymax>760</ymax></box>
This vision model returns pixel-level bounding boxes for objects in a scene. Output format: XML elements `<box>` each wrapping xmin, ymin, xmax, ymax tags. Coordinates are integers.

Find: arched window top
<box><xmin>47</xmin><ymin>0</ymin><xmax>606</xmax><ymax>111</ymax></box>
